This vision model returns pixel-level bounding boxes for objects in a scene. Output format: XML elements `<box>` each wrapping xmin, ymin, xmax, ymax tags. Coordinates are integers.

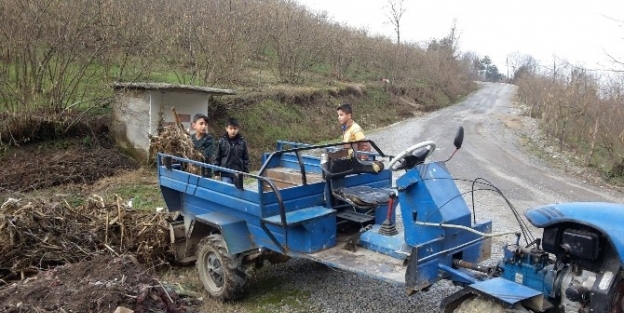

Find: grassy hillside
<box><xmin>0</xmin><ymin>0</ymin><xmax>479</xmax><ymax>176</ymax></box>
<box><xmin>209</xmin><ymin>81</ymin><xmax>469</xmax><ymax>168</ymax></box>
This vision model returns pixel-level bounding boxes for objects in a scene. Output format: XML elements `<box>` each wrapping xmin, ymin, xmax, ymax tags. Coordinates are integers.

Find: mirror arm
<box><xmin>443</xmin><ymin>148</ymin><xmax>459</xmax><ymax>163</ymax></box>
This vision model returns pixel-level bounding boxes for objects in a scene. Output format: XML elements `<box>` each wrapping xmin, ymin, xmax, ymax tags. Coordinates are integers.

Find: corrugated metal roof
<box><xmin>113</xmin><ymin>82</ymin><xmax>236</xmax><ymax>95</ymax></box>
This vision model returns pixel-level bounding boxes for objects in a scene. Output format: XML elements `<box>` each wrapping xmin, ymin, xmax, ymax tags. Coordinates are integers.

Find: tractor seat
<box><xmin>332</xmin><ymin>186</ymin><xmax>394</xmax><ymax>207</ymax></box>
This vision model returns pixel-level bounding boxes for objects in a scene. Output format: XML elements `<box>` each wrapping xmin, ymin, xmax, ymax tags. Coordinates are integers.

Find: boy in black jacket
<box><xmin>214</xmin><ymin>118</ymin><xmax>250</xmax><ymax>184</ymax></box>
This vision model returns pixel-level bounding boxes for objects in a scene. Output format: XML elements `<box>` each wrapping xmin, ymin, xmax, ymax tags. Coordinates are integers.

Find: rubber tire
<box><xmin>453</xmin><ymin>296</ymin><xmax>508</xmax><ymax>313</ymax></box>
<box><xmin>605</xmin><ymin>275</ymin><xmax>624</xmax><ymax>313</ymax></box>
<box><xmin>196</xmin><ymin>234</ymin><xmax>247</xmax><ymax>300</ymax></box>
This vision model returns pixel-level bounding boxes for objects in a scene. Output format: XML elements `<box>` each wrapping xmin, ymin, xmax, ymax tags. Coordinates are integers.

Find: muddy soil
<box><xmin>0</xmin><ymin>142</ymin><xmax>139</xmax><ymax>193</ymax></box>
<box><xmin>0</xmin><ymin>255</ymin><xmax>200</xmax><ymax>313</ymax></box>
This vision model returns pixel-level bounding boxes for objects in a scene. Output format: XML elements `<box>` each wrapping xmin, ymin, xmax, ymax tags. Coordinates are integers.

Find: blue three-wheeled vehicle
<box><xmin>158</xmin><ymin>127</ymin><xmax>624</xmax><ymax>312</ymax></box>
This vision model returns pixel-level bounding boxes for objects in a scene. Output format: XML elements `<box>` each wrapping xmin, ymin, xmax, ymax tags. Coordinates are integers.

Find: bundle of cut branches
<box><xmin>149</xmin><ymin>108</ymin><xmax>203</xmax><ymax>174</ymax></box>
<box><xmin>0</xmin><ymin>195</ymin><xmax>176</xmax><ymax>282</ymax></box>
<box><xmin>149</xmin><ymin>125</ymin><xmax>203</xmax><ymax>162</ymax></box>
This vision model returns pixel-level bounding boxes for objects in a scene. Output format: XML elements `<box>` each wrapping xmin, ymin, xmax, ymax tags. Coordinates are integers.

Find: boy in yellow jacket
<box><xmin>336</xmin><ymin>103</ymin><xmax>371</xmax><ymax>158</ymax></box>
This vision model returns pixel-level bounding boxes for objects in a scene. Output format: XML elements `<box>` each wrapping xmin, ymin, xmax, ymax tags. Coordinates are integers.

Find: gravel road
<box><xmin>227</xmin><ymin>82</ymin><xmax>624</xmax><ymax>313</ymax></box>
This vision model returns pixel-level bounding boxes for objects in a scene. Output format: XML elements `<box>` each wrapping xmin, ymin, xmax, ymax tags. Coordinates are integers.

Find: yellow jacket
<box><xmin>342</xmin><ymin>122</ymin><xmax>365</xmax><ymax>143</ymax></box>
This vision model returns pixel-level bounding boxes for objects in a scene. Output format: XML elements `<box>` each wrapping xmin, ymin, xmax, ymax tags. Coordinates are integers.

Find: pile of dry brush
<box><xmin>0</xmin><ymin>195</ymin><xmax>177</xmax><ymax>282</ymax></box>
<box><xmin>149</xmin><ymin>108</ymin><xmax>204</xmax><ymax>175</ymax></box>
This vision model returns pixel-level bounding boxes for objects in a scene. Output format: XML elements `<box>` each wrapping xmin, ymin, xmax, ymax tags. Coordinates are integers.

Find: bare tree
<box><xmin>385</xmin><ymin>0</ymin><xmax>406</xmax><ymax>45</ymax></box>
<box><xmin>506</xmin><ymin>51</ymin><xmax>538</xmax><ymax>81</ymax></box>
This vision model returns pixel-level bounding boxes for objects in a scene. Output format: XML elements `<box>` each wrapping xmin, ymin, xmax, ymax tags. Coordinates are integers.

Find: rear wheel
<box><xmin>453</xmin><ymin>296</ymin><xmax>508</xmax><ymax>313</ymax></box>
<box><xmin>196</xmin><ymin>234</ymin><xmax>247</xmax><ymax>300</ymax></box>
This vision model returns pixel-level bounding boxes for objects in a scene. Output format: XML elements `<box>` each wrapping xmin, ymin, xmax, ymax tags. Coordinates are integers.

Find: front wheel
<box><xmin>605</xmin><ymin>275</ymin><xmax>624</xmax><ymax>313</ymax></box>
<box><xmin>452</xmin><ymin>296</ymin><xmax>508</xmax><ymax>313</ymax></box>
<box><xmin>196</xmin><ymin>234</ymin><xmax>247</xmax><ymax>300</ymax></box>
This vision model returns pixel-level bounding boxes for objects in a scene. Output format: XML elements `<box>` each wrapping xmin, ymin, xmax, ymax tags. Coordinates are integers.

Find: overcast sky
<box><xmin>295</xmin><ymin>0</ymin><xmax>624</xmax><ymax>75</ymax></box>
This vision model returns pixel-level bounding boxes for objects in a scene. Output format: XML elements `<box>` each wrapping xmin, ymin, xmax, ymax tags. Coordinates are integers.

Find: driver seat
<box><xmin>332</xmin><ymin>185</ymin><xmax>394</xmax><ymax>208</ymax></box>
<box><xmin>324</xmin><ymin>150</ymin><xmax>392</xmax><ymax>209</ymax></box>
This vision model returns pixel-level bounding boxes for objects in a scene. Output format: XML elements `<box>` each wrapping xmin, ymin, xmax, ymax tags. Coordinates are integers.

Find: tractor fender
<box><xmin>194</xmin><ymin>212</ymin><xmax>257</xmax><ymax>255</ymax></box>
<box><xmin>525</xmin><ymin>202</ymin><xmax>624</xmax><ymax>265</ymax></box>
<box><xmin>441</xmin><ymin>277</ymin><xmax>549</xmax><ymax>313</ymax></box>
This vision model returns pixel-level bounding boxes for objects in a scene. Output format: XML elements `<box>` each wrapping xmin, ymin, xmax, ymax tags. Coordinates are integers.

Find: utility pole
<box><xmin>506</xmin><ymin>57</ymin><xmax>510</xmax><ymax>80</ymax></box>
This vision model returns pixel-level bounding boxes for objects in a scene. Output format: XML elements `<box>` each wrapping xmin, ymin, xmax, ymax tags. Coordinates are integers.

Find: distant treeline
<box><xmin>513</xmin><ymin>57</ymin><xmax>624</xmax><ymax>179</ymax></box>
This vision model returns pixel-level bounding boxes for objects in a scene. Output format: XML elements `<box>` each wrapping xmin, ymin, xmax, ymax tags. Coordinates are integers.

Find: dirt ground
<box><xmin>0</xmin><ymin>140</ymin><xmax>139</xmax><ymax>193</ymax></box>
<box><xmin>0</xmin><ymin>255</ymin><xmax>200</xmax><ymax>313</ymax></box>
<box><xmin>0</xmin><ymin>141</ymin><xmax>202</xmax><ymax>313</ymax></box>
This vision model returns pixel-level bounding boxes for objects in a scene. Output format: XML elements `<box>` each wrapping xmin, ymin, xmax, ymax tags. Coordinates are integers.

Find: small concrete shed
<box><xmin>112</xmin><ymin>82</ymin><xmax>236</xmax><ymax>161</ymax></box>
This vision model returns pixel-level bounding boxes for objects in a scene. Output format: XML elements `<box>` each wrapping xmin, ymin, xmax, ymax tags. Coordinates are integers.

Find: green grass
<box><xmin>157</xmin><ymin>265</ymin><xmax>315</xmax><ymax>313</ymax></box>
<box><xmin>110</xmin><ymin>182</ymin><xmax>165</xmax><ymax>212</ymax></box>
<box><xmin>242</xmin><ymin>276</ymin><xmax>313</xmax><ymax>313</ymax></box>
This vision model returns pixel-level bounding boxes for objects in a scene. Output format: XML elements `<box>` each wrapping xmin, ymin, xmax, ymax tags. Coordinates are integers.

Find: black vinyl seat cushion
<box><xmin>332</xmin><ymin>186</ymin><xmax>393</xmax><ymax>207</ymax></box>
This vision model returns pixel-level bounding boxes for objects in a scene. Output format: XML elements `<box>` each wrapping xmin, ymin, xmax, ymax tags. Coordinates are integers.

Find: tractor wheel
<box><xmin>452</xmin><ymin>296</ymin><xmax>508</xmax><ymax>313</ymax></box>
<box><xmin>196</xmin><ymin>234</ymin><xmax>247</xmax><ymax>300</ymax></box>
<box><xmin>606</xmin><ymin>276</ymin><xmax>624</xmax><ymax>313</ymax></box>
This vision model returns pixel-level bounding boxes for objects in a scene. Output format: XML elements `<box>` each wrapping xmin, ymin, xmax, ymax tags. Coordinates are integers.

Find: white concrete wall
<box><xmin>148</xmin><ymin>91</ymin><xmax>162</xmax><ymax>136</ymax></box>
<box><xmin>112</xmin><ymin>90</ymin><xmax>151</xmax><ymax>158</ymax></box>
<box><xmin>154</xmin><ymin>92</ymin><xmax>209</xmax><ymax>134</ymax></box>
<box><xmin>113</xmin><ymin>89</ymin><xmax>210</xmax><ymax>162</ymax></box>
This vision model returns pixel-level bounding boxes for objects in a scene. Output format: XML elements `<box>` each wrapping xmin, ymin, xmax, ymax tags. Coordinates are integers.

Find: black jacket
<box><xmin>191</xmin><ymin>133</ymin><xmax>215</xmax><ymax>163</ymax></box>
<box><xmin>214</xmin><ymin>133</ymin><xmax>250</xmax><ymax>176</ymax></box>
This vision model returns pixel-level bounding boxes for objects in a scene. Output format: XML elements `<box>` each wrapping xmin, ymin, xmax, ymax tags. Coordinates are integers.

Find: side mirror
<box><xmin>453</xmin><ymin>126</ymin><xmax>464</xmax><ymax>149</ymax></box>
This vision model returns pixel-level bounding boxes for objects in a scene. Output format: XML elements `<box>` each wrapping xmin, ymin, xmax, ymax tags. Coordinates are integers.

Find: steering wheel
<box><xmin>387</xmin><ymin>140</ymin><xmax>437</xmax><ymax>171</ymax></box>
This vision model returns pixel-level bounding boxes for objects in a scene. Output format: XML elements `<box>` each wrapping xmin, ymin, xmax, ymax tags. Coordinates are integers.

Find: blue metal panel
<box><xmin>260</xmin><ymin>151</ymin><xmax>322</xmax><ymax>174</ymax></box>
<box><xmin>468</xmin><ymin>277</ymin><xmax>542</xmax><ymax>306</ymax></box>
<box><xmin>160</xmin><ymin>178</ymin><xmax>262</xmax><ymax>217</ymax></box>
<box><xmin>248</xmin><ymin>215</ymin><xmax>336</xmax><ymax>254</ymax></box>
<box><xmin>525</xmin><ymin>202</ymin><xmax>624</xmax><ymax>264</ymax></box>
<box><xmin>438</xmin><ymin>264</ymin><xmax>479</xmax><ymax>285</ymax></box>
<box><xmin>397</xmin><ymin>162</ymin><xmax>472</xmax><ymax>246</ymax></box>
<box><xmin>406</xmin><ymin>233</ymin><xmax>491</xmax><ymax>289</ymax></box>
<box><xmin>277</xmin><ymin>153</ymin><xmax>323</xmax><ymax>174</ymax></box>
<box><xmin>412</xmin><ymin>258</ymin><xmax>439</xmax><ymax>289</ymax></box>
<box><xmin>442</xmin><ymin>221</ymin><xmax>492</xmax><ymax>252</ymax></box>
<box><xmin>374</xmin><ymin>202</ymin><xmax>397</xmax><ymax>224</ymax></box>
<box><xmin>247</xmin><ymin>223</ymin><xmax>285</xmax><ymax>252</ymax></box>
<box><xmin>415</xmin><ymin>238</ymin><xmax>445</xmax><ymax>260</ymax></box>
<box><xmin>181</xmin><ymin>194</ymin><xmax>259</xmax><ymax>222</ymax></box>
<box><xmin>261</xmin><ymin>152</ymin><xmax>282</xmax><ymax>169</ymax></box>
<box><xmin>192</xmin><ymin>182</ymin><xmax>262</xmax><ymax>216</ymax></box>
<box><xmin>359</xmin><ymin>225</ymin><xmax>411</xmax><ymax>260</ymax></box>
<box><xmin>195</xmin><ymin>212</ymin><xmax>256</xmax><ymax>255</ymax></box>
<box><xmin>160</xmin><ymin>168</ymin><xmax>259</xmax><ymax>203</ymax></box>
<box><xmin>262</xmin><ymin>206</ymin><xmax>335</xmax><ymax>226</ymax></box>
<box><xmin>287</xmin><ymin>214</ymin><xmax>336</xmax><ymax>253</ymax></box>
<box><xmin>261</xmin><ymin>182</ymin><xmax>326</xmax><ymax>217</ymax></box>
<box><xmin>457</xmin><ymin>221</ymin><xmax>492</xmax><ymax>262</ymax></box>
<box><xmin>160</xmin><ymin>186</ymin><xmax>181</xmax><ymax>211</ymax></box>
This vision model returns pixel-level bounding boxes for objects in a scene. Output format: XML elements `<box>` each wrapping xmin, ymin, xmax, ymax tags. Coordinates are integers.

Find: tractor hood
<box><xmin>525</xmin><ymin>202</ymin><xmax>624</xmax><ymax>263</ymax></box>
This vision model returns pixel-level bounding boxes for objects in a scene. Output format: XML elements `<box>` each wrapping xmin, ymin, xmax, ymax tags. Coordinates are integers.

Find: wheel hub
<box><xmin>207</xmin><ymin>252</ymin><xmax>224</xmax><ymax>288</ymax></box>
